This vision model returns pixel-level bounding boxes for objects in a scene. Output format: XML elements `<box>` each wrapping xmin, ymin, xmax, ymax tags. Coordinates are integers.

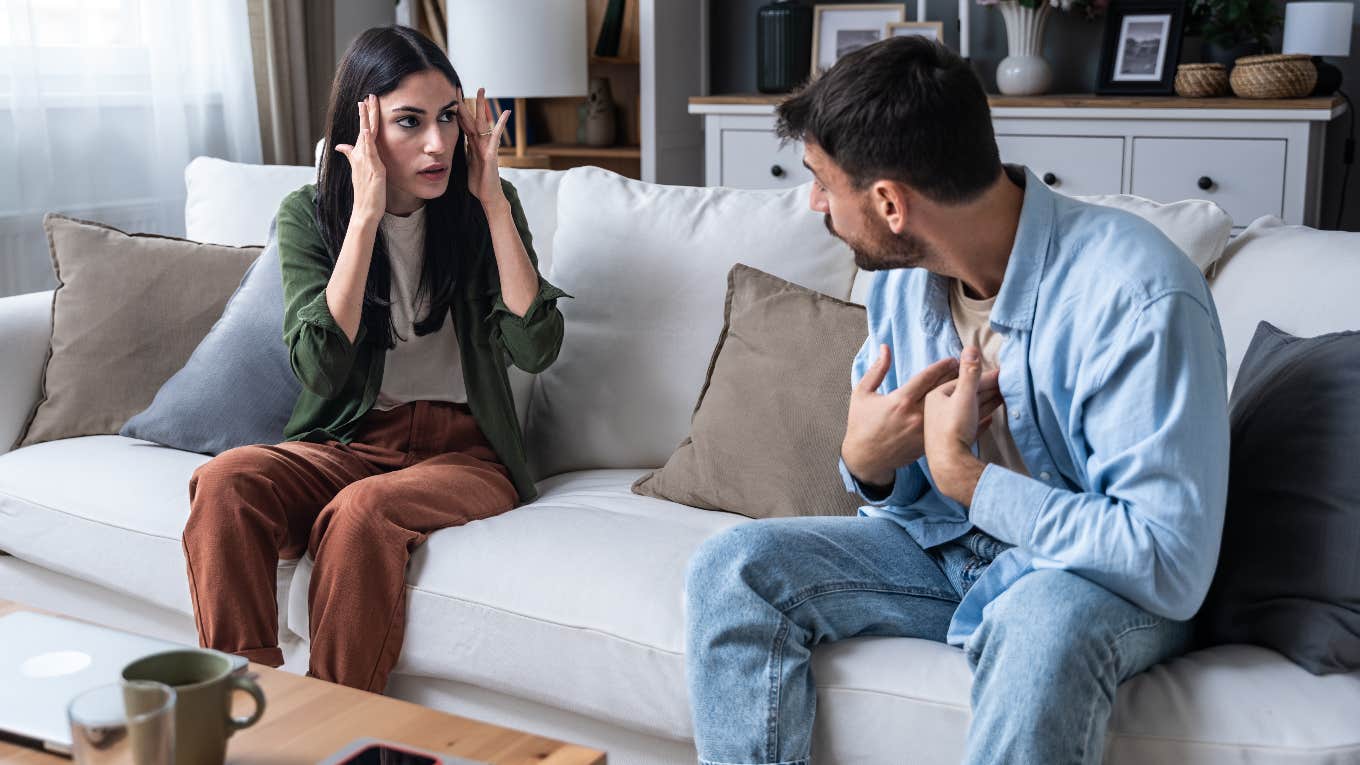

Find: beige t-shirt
<box><xmin>372</xmin><ymin>205</ymin><xmax>468</xmax><ymax>411</ymax></box>
<box><xmin>948</xmin><ymin>278</ymin><xmax>1028</xmax><ymax>476</ymax></box>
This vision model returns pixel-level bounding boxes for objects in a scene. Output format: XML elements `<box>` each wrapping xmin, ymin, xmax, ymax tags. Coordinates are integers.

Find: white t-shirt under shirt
<box><xmin>372</xmin><ymin>205</ymin><xmax>467</xmax><ymax>411</ymax></box>
<box><xmin>948</xmin><ymin>277</ymin><xmax>1028</xmax><ymax>477</ymax></box>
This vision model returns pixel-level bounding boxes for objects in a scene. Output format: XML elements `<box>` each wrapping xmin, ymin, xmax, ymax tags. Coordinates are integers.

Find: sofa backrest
<box><xmin>1208</xmin><ymin>216</ymin><xmax>1360</xmax><ymax>392</ymax></box>
<box><xmin>186</xmin><ymin>158</ymin><xmax>1358</xmax><ymax>479</ymax></box>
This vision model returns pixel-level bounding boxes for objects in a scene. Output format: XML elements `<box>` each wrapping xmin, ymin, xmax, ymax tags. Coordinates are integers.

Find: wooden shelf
<box><xmin>989</xmin><ymin>93</ymin><xmax>1345</xmax><ymax>110</ymax></box>
<box><xmin>689</xmin><ymin>94</ymin><xmax>791</xmax><ymax>106</ymax></box>
<box><xmin>689</xmin><ymin>93</ymin><xmax>1345</xmax><ymax>111</ymax></box>
<box><xmin>499</xmin><ymin>143</ymin><xmax>642</xmax><ymax>159</ymax></box>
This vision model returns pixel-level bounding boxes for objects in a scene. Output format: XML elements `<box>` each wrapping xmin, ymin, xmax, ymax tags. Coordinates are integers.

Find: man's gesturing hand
<box><xmin>841</xmin><ymin>345</ymin><xmax>962</xmax><ymax>489</ymax></box>
<box><xmin>924</xmin><ymin>345</ymin><xmax>1006</xmax><ymax>505</ymax></box>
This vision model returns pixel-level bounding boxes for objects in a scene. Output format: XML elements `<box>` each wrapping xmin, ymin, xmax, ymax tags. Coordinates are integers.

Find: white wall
<box><xmin>334</xmin><ymin>0</ymin><xmax>397</xmax><ymax>63</ymax></box>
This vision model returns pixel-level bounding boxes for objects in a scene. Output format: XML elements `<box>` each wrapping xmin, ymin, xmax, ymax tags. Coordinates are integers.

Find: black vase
<box><xmin>757</xmin><ymin>0</ymin><xmax>813</xmax><ymax>94</ymax></box>
<box><xmin>1202</xmin><ymin>39</ymin><xmax>1266</xmax><ymax>71</ymax></box>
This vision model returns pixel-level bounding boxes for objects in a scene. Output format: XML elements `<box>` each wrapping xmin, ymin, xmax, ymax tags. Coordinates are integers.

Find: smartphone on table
<box><xmin>318</xmin><ymin>737</ymin><xmax>485</xmax><ymax>765</ymax></box>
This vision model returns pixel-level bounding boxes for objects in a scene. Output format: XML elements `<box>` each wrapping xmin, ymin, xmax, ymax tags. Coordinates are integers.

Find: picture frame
<box><xmin>811</xmin><ymin>4</ymin><xmax>908</xmax><ymax>75</ymax></box>
<box><xmin>1095</xmin><ymin>0</ymin><xmax>1185</xmax><ymax>95</ymax></box>
<box><xmin>885</xmin><ymin>20</ymin><xmax>946</xmax><ymax>45</ymax></box>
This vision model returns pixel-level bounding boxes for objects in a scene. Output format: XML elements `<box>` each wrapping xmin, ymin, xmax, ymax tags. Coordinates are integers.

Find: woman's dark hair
<box><xmin>316</xmin><ymin>25</ymin><xmax>486</xmax><ymax>349</ymax></box>
<box><xmin>776</xmin><ymin>36</ymin><xmax>1001</xmax><ymax>204</ymax></box>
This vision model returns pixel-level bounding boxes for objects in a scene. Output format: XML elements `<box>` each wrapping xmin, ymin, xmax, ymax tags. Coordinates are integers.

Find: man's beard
<box><xmin>824</xmin><ymin>213</ymin><xmax>934</xmax><ymax>271</ymax></box>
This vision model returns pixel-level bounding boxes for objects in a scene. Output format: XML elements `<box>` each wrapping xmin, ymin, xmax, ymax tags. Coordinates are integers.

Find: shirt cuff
<box><xmin>967</xmin><ymin>463</ymin><xmax>1052</xmax><ymax>547</ymax></box>
<box><xmin>491</xmin><ymin>281</ymin><xmax>571</xmax><ymax>326</ymax></box>
<box><xmin>296</xmin><ymin>290</ymin><xmax>360</xmax><ymax>349</ymax></box>
<box><xmin>838</xmin><ymin>458</ymin><xmax>898</xmax><ymax>507</ymax></box>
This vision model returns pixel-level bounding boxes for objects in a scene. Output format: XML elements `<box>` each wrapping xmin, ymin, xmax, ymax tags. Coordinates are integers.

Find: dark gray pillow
<box><xmin>121</xmin><ymin>221</ymin><xmax>300</xmax><ymax>454</ymax></box>
<box><xmin>1198</xmin><ymin>321</ymin><xmax>1360</xmax><ymax>674</ymax></box>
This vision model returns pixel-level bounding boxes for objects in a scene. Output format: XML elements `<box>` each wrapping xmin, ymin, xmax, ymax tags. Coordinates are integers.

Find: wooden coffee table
<box><xmin>0</xmin><ymin>601</ymin><xmax>605</xmax><ymax>765</ymax></box>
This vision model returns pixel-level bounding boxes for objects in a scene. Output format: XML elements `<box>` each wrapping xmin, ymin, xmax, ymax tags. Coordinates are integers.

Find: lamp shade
<box><xmin>446</xmin><ymin>0</ymin><xmax>589</xmax><ymax>98</ymax></box>
<box><xmin>1283</xmin><ymin>2</ymin><xmax>1353</xmax><ymax>57</ymax></box>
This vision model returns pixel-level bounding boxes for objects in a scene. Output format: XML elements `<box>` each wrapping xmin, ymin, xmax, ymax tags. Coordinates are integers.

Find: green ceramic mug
<box><xmin>122</xmin><ymin>649</ymin><xmax>265</xmax><ymax>765</ymax></box>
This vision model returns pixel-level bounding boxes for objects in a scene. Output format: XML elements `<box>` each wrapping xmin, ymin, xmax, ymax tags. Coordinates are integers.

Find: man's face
<box><xmin>803</xmin><ymin>142</ymin><xmax>935</xmax><ymax>272</ymax></box>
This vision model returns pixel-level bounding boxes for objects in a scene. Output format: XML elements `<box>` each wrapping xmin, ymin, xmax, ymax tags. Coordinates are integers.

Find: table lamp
<box><xmin>446</xmin><ymin>0</ymin><xmax>589</xmax><ymax>164</ymax></box>
<box><xmin>1282</xmin><ymin>1</ymin><xmax>1354</xmax><ymax>96</ymax></box>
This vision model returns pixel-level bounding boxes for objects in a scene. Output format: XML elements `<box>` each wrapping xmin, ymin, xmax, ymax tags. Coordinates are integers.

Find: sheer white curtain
<box><xmin>0</xmin><ymin>0</ymin><xmax>262</xmax><ymax>297</ymax></box>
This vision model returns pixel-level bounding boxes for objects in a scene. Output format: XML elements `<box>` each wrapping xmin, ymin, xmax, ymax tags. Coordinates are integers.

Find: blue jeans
<box><xmin>684</xmin><ymin>517</ymin><xmax>1193</xmax><ymax>765</ymax></box>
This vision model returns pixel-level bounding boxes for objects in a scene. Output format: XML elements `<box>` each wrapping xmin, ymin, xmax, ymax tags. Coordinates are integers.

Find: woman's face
<box><xmin>372</xmin><ymin>69</ymin><xmax>461</xmax><ymax>215</ymax></box>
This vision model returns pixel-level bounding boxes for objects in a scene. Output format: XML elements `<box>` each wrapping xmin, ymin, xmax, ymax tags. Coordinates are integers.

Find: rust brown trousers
<box><xmin>182</xmin><ymin>400</ymin><xmax>519</xmax><ymax>693</ymax></box>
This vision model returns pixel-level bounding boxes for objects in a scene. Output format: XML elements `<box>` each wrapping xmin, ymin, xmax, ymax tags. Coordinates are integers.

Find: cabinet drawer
<box><xmin>1131</xmin><ymin>138</ymin><xmax>1285</xmax><ymax>223</ymax></box>
<box><xmin>995</xmin><ymin>135</ymin><xmax>1124</xmax><ymax>196</ymax></box>
<box><xmin>719</xmin><ymin>129</ymin><xmax>814</xmax><ymax>189</ymax></box>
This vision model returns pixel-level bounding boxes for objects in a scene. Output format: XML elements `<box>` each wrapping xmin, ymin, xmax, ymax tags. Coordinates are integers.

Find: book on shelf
<box><xmin>489</xmin><ymin>98</ymin><xmax>535</xmax><ymax>149</ymax></box>
<box><xmin>617</xmin><ymin>0</ymin><xmax>639</xmax><ymax>60</ymax></box>
<box><xmin>594</xmin><ymin>0</ymin><xmax>626</xmax><ymax>58</ymax></box>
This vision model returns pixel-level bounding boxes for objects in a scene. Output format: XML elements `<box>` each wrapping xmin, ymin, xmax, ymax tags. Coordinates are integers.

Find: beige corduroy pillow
<box><xmin>632</xmin><ymin>264</ymin><xmax>868</xmax><ymax>519</ymax></box>
<box><xmin>14</xmin><ymin>214</ymin><xmax>261</xmax><ymax>449</ymax></box>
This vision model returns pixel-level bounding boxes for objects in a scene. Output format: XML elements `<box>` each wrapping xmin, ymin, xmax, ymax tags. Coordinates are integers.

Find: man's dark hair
<box><xmin>777</xmin><ymin>36</ymin><xmax>1001</xmax><ymax>204</ymax></box>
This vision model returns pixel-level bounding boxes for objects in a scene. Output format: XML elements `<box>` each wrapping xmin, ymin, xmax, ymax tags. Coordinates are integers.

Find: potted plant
<box><xmin>1188</xmin><ymin>0</ymin><xmax>1284</xmax><ymax>68</ymax></box>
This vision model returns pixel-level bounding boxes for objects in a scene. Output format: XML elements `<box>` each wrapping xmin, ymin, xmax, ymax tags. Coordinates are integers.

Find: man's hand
<box><xmin>924</xmin><ymin>346</ymin><xmax>1005</xmax><ymax>505</ymax></box>
<box><xmin>842</xmin><ymin>344</ymin><xmax>1001</xmax><ymax>491</ymax></box>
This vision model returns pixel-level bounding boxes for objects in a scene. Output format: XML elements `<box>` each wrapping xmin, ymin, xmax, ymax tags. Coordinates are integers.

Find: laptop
<box><xmin>0</xmin><ymin>611</ymin><xmax>242</xmax><ymax>755</ymax></box>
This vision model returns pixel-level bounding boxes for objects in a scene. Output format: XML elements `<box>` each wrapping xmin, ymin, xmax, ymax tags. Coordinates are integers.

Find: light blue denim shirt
<box><xmin>838</xmin><ymin>166</ymin><xmax>1230</xmax><ymax>646</ymax></box>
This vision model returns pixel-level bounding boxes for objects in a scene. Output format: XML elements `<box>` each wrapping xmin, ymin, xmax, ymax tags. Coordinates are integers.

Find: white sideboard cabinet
<box><xmin>689</xmin><ymin>95</ymin><xmax>1347</xmax><ymax>229</ymax></box>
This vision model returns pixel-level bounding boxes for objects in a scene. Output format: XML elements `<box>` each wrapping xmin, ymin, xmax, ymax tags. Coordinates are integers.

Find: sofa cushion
<box><xmin>121</xmin><ymin>226</ymin><xmax>301</xmax><ymax>455</ymax></box>
<box><xmin>1074</xmin><ymin>193</ymin><xmax>1232</xmax><ymax>273</ymax></box>
<box><xmin>1209</xmin><ymin>216</ymin><xmax>1360</xmax><ymax>391</ymax></box>
<box><xmin>0</xmin><ymin>436</ymin><xmax>295</xmax><ymax>636</ymax></box>
<box><xmin>184</xmin><ymin>157</ymin><xmax>317</xmax><ymax>246</ymax></box>
<box><xmin>15</xmin><ymin>216</ymin><xmax>261</xmax><ymax>449</ymax></box>
<box><xmin>632</xmin><ymin>264</ymin><xmax>867</xmax><ymax>519</ymax></box>
<box><xmin>283</xmin><ymin>469</ymin><xmax>1360</xmax><ymax>759</ymax></box>
<box><xmin>287</xmin><ymin>469</ymin><xmax>744</xmax><ymax>740</ymax></box>
<box><xmin>810</xmin><ymin>639</ymin><xmax>1360</xmax><ymax>763</ymax></box>
<box><xmin>527</xmin><ymin>168</ymin><xmax>857</xmax><ymax>477</ymax></box>
<box><xmin>1197</xmin><ymin>322</ymin><xmax>1360</xmax><ymax>675</ymax></box>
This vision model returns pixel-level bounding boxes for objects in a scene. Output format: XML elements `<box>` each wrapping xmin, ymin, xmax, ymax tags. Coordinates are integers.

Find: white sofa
<box><xmin>2</xmin><ymin>158</ymin><xmax>1359</xmax><ymax>765</ymax></box>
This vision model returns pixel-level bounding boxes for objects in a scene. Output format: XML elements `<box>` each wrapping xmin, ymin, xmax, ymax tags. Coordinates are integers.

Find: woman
<box><xmin>182</xmin><ymin>26</ymin><xmax>567</xmax><ymax>693</ymax></box>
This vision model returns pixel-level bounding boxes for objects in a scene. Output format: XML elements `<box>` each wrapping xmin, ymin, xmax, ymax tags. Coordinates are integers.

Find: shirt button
<box><xmin>1039</xmin><ymin>471</ymin><xmax>1052</xmax><ymax>482</ymax></box>
<box><xmin>1011</xmin><ymin>409</ymin><xmax>1022</xmax><ymax>420</ymax></box>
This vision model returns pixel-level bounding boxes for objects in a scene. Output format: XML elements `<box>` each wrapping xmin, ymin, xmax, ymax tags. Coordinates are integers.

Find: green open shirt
<box><xmin>275</xmin><ymin>180</ymin><xmax>568</xmax><ymax>503</ymax></box>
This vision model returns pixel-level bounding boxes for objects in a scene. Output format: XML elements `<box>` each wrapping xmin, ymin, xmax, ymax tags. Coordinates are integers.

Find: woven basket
<box><xmin>1230</xmin><ymin>54</ymin><xmax>1317</xmax><ymax>99</ymax></box>
<box><xmin>1175</xmin><ymin>63</ymin><xmax>1229</xmax><ymax>97</ymax></box>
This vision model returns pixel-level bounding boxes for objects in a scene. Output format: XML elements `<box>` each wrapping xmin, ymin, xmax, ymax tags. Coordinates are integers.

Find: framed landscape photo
<box><xmin>1095</xmin><ymin>0</ymin><xmax>1185</xmax><ymax>95</ymax></box>
<box><xmin>886</xmin><ymin>20</ymin><xmax>946</xmax><ymax>45</ymax></box>
<box><xmin>812</xmin><ymin>4</ymin><xmax>907</xmax><ymax>75</ymax></box>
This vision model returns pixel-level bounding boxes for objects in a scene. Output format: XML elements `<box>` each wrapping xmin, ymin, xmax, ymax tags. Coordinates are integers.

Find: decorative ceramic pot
<box><xmin>995</xmin><ymin>1</ymin><xmax>1054</xmax><ymax>96</ymax></box>
<box><xmin>584</xmin><ymin>77</ymin><xmax>617</xmax><ymax>147</ymax></box>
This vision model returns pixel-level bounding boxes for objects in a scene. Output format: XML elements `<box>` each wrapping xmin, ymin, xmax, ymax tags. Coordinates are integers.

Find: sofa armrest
<box><xmin>0</xmin><ymin>291</ymin><xmax>53</xmax><ymax>455</ymax></box>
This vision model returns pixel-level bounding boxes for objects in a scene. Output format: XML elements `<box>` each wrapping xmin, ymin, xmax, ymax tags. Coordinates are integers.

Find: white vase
<box><xmin>995</xmin><ymin>1</ymin><xmax>1053</xmax><ymax>96</ymax></box>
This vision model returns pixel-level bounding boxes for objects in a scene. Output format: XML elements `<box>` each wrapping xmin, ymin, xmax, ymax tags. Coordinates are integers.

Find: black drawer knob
<box><xmin>1197</xmin><ymin>176</ymin><xmax>1214</xmax><ymax>191</ymax></box>
<box><xmin>771</xmin><ymin>165</ymin><xmax>785</xmax><ymax>178</ymax></box>
<box><xmin>1042</xmin><ymin>172</ymin><xmax>1058</xmax><ymax>186</ymax></box>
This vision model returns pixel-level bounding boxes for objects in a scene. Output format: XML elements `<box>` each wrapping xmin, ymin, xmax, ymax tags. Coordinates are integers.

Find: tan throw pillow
<box><xmin>14</xmin><ymin>214</ymin><xmax>262</xmax><ymax>449</ymax></box>
<box><xmin>632</xmin><ymin>264</ymin><xmax>868</xmax><ymax>518</ymax></box>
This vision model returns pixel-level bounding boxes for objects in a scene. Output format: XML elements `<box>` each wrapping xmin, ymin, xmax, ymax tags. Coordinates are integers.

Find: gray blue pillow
<box><xmin>121</xmin><ymin>221</ymin><xmax>300</xmax><ymax>454</ymax></box>
<box><xmin>1198</xmin><ymin>321</ymin><xmax>1360</xmax><ymax>674</ymax></box>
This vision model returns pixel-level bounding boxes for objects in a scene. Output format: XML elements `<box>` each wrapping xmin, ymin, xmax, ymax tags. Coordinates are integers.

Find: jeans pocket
<box><xmin>959</xmin><ymin>555</ymin><xmax>990</xmax><ymax>597</ymax></box>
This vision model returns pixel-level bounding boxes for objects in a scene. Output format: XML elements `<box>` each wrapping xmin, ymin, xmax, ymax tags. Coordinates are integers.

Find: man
<box><xmin>684</xmin><ymin>37</ymin><xmax>1229</xmax><ymax>765</ymax></box>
